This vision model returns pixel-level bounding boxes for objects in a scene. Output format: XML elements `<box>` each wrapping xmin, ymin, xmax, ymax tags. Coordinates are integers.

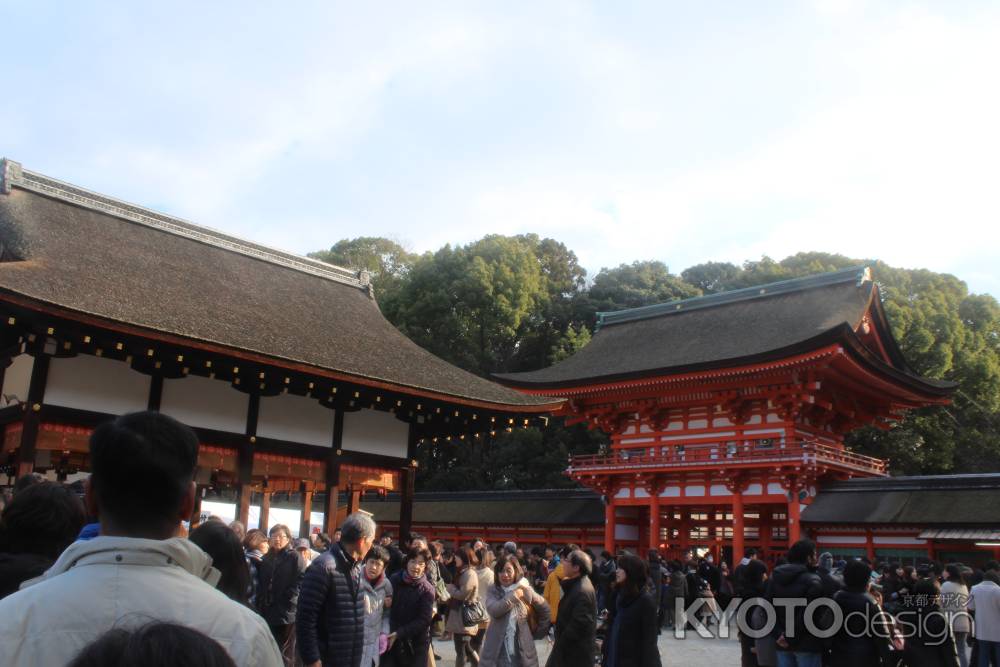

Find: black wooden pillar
<box><xmin>236</xmin><ymin>394</ymin><xmax>259</xmax><ymax>529</ymax></box>
<box><xmin>17</xmin><ymin>354</ymin><xmax>49</xmax><ymax>478</ymax></box>
<box><xmin>399</xmin><ymin>422</ymin><xmax>419</xmax><ymax>540</ymax></box>
<box><xmin>323</xmin><ymin>409</ymin><xmax>345</xmax><ymax>536</ymax></box>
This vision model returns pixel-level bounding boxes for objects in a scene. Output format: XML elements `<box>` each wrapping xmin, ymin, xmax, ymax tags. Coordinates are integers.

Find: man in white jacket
<box><xmin>0</xmin><ymin>411</ymin><xmax>282</xmax><ymax>667</ymax></box>
<box><xmin>969</xmin><ymin>570</ymin><xmax>1000</xmax><ymax>667</ymax></box>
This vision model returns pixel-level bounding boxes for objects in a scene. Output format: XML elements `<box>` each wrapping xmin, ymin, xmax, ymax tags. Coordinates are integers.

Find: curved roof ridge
<box><xmin>1</xmin><ymin>157</ymin><xmax>368</xmax><ymax>290</ymax></box>
<box><xmin>597</xmin><ymin>265</ymin><xmax>872</xmax><ymax>331</ymax></box>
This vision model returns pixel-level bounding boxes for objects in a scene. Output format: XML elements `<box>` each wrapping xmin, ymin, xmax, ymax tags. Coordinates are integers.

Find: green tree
<box><xmin>676</xmin><ymin>253</ymin><xmax>1000</xmax><ymax>475</ymax></box>
<box><xmin>308</xmin><ymin>237</ymin><xmax>416</xmax><ymax>302</ymax></box>
<box><xmin>584</xmin><ymin>261</ymin><xmax>701</xmax><ymax>326</ymax></box>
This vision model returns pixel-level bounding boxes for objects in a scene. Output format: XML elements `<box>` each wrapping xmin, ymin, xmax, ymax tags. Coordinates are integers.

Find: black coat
<box><xmin>296</xmin><ymin>542</ymin><xmax>365</xmax><ymax>667</ymax></box>
<box><xmin>257</xmin><ymin>545</ymin><xmax>306</xmax><ymax>627</ymax></box>
<box><xmin>829</xmin><ymin>590</ymin><xmax>888</xmax><ymax>667</ymax></box>
<box><xmin>386</xmin><ymin>571</ymin><xmax>435</xmax><ymax>667</ymax></box>
<box><xmin>603</xmin><ymin>590</ymin><xmax>662</xmax><ymax>667</ymax></box>
<box><xmin>546</xmin><ymin>575</ymin><xmax>597</xmax><ymax>667</ymax></box>
<box><xmin>901</xmin><ymin>607</ymin><xmax>960</xmax><ymax>667</ymax></box>
<box><xmin>765</xmin><ymin>563</ymin><xmax>826</xmax><ymax>654</ymax></box>
<box><xmin>0</xmin><ymin>552</ymin><xmax>51</xmax><ymax>600</ymax></box>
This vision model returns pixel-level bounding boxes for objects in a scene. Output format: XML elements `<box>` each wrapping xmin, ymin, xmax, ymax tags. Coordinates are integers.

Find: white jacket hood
<box><xmin>28</xmin><ymin>535</ymin><xmax>221</xmax><ymax>588</ymax></box>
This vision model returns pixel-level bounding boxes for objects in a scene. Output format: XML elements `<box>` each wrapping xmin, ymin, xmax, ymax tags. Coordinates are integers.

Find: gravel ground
<box><xmin>430</xmin><ymin>625</ymin><xmax>741</xmax><ymax>666</ymax></box>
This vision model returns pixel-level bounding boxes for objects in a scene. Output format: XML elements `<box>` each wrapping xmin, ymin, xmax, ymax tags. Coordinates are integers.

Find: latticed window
<box><xmin>690</xmin><ymin>527</ymin><xmax>709</xmax><ymax>539</ymax></box>
<box><xmin>772</xmin><ymin>526</ymin><xmax>788</xmax><ymax>540</ymax></box>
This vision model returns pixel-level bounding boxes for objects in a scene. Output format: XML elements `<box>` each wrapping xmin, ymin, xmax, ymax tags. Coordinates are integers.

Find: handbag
<box><xmin>461</xmin><ymin>597</ymin><xmax>488</xmax><ymax>626</ymax></box>
<box><xmin>435</xmin><ymin>576</ymin><xmax>450</xmax><ymax>603</ymax></box>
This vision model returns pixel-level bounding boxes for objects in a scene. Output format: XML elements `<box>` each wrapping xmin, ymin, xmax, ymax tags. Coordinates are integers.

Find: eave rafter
<box><xmin>0</xmin><ymin>304</ymin><xmax>551</xmax><ymax>443</ymax></box>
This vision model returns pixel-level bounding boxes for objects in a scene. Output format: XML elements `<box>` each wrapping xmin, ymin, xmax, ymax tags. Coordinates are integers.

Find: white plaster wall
<box><xmin>661</xmin><ymin>486</ymin><xmax>681</xmax><ymax>497</ymax></box>
<box><xmin>767</xmin><ymin>413</ymin><xmax>783</xmax><ymax>423</ymax></box>
<box><xmin>258</xmin><ymin>392</ymin><xmax>335</xmax><ymax>447</ymax></box>
<box><xmin>712</xmin><ymin>417</ymin><xmax>734</xmax><ymax>427</ymax></box>
<box><xmin>688</xmin><ymin>419</ymin><xmax>708</xmax><ymax>429</ymax></box>
<box><xmin>710</xmin><ymin>484</ymin><xmax>731</xmax><ymax>496</ymax></box>
<box><xmin>873</xmin><ymin>536</ymin><xmax>926</xmax><ymax>545</ymax></box>
<box><xmin>744</xmin><ymin>483</ymin><xmax>763</xmax><ymax>495</ymax></box>
<box><xmin>686</xmin><ymin>485</ymin><xmax>706</xmax><ymax>496</ymax></box>
<box><xmin>615</xmin><ymin>524</ymin><xmax>639</xmax><ymax>540</ymax></box>
<box><xmin>767</xmin><ymin>483</ymin><xmax>785</xmax><ymax>495</ymax></box>
<box><xmin>161</xmin><ymin>374</ymin><xmax>248</xmax><ymax>433</ymax></box>
<box><xmin>620</xmin><ymin>437</ymin><xmax>654</xmax><ymax>445</ymax></box>
<box><xmin>634</xmin><ymin>488</ymin><xmax>649</xmax><ymax>498</ymax></box>
<box><xmin>1</xmin><ymin>354</ymin><xmax>33</xmax><ymax>406</ymax></box>
<box><xmin>341</xmin><ymin>408</ymin><xmax>408</xmax><ymax>458</ymax></box>
<box><xmin>45</xmin><ymin>354</ymin><xmax>150</xmax><ymax>415</ymax></box>
<box><xmin>615</xmin><ymin>487</ymin><xmax>631</xmax><ymax>499</ymax></box>
<box><xmin>816</xmin><ymin>535</ymin><xmax>867</xmax><ymax>544</ymax></box>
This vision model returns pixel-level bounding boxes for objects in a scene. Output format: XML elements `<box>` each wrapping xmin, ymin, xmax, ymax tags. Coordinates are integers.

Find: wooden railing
<box><xmin>567</xmin><ymin>440</ymin><xmax>887</xmax><ymax>476</ymax></box>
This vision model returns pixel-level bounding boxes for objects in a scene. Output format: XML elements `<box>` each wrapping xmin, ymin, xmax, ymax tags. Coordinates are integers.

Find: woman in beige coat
<box><xmin>446</xmin><ymin>546</ymin><xmax>481</xmax><ymax>666</ymax></box>
<box><xmin>480</xmin><ymin>554</ymin><xmax>550</xmax><ymax>667</ymax></box>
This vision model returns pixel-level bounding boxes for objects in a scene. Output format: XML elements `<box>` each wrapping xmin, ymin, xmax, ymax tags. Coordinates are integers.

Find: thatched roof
<box><xmin>0</xmin><ymin>159</ymin><xmax>557</xmax><ymax>410</ymax></box>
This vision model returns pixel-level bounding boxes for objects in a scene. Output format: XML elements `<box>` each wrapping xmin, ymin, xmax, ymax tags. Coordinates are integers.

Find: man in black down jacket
<box><xmin>258</xmin><ymin>523</ymin><xmax>308</xmax><ymax>663</ymax></box>
<box><xmin>297</xmin><ymin>512</ymin><xmax>376</xmax><ymax>667</ymax></box>
<box><xmin>546</xmin><ymin>549</ymin><xmax>597</xmax><ymax>667</ymax></box>
<box><xmin>766</xmin><ymin>539</ymin><xmax>829</xmax><ymax>666</ymax></box>
<box><xmin>830</xmin><ymin>560</ymin><xmax>892</xmax><ymax>667</ymax></box>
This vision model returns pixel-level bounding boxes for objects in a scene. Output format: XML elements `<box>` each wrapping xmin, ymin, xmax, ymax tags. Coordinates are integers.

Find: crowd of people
<box><xmin>0</xmin><ymin>409</ymin><xmax>998</xmax><ymax>667</ymax></box>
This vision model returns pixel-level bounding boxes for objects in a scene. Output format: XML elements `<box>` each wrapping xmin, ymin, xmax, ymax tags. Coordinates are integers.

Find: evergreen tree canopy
<box><xmin>310</xmin><ymin>238</ymin><xmax>1000</xmax><ymax>488</ymax></box>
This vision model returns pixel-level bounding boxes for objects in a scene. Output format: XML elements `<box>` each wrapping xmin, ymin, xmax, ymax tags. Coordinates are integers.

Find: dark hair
<box><xmin>566</xmin><ymin>549</ymin><xmax>593</xmax><ymax>576</ymax></box>
<box><xmin>745</xmin><ymin>547</ymin><xmax>758</xmax><ymax>558</ymax></box>
<box><xmin>404</xmin><ymin>547</ymin><xmax>431</xmax><ymax>565</ymax></box>
<box><xmin>13</xmin><ymin>473</ymin><xmax>44</xmax><ymax>494</ymax></box>
<box><xmin>0</xmin><ymin>481</ymin><xmax>86</xmax><ymax>558</ymax></box>
<box><xmin>912</xmin><ymin>577</ymin><xmax>940</xmax><ymax>608</ymax></box>
<box><xmin>456</xmin><ymin>546</ymin><xmax>480</xmax><ymax>570</ymax></box>
<box><xmin>243</xmin><ymin>528</ymin><xmax>268</xmax><ymax>552</ymax></box>
<box><xmin>315</xmin><ymin>533</ymin><xmax>332</xmax><ymax>549</ymax></box>
<box><xmin>945</xmin><ymin>564</ymin><xmax>965</xmax><ymax>585</ymax></box>
<box><xmin>786</xmin><ymin>539</ymin><xmax>817</xmax><ymax>565</ymax></box>
<box><xmin>843</xmin><ymin>560</ymin><xmax>872</xmax><ymax>592</ymax></box>
<box><xmin>189</xmin><ymin>521</ymin><xmax>250</xmax><ymax>605</ymax></box>
<box><xmin>617</xmin><ymin>553</ymin><xmax>648</xmax><ymax>595</ymax></box>
<box><xmin>366</xmin><ymin>545</ymin><xmax>391</xmax><ymax>564</ymax></box>
<box><xmin>67</xmin><ymin>622</ymin><xmax>236</xmax><ymax>667</ymax></box>
<box><xmin>88</xmin><ymin>411</ymin><xmax>198</xmax><ymax>535</ymax></box>
<box><xmin>494</xmin><ymin>553</ymin><xmax>524</xmax><ymax>588</ymax></box>
<box><xmin>268</xmin><ymin>524</ymin><xmax>292</xmax><ymax>542</ymax></box>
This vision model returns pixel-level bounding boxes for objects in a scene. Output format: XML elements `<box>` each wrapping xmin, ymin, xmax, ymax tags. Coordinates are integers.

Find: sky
<box><xmin>3</xmin><ymin>1</ymin><xmax>998</xmax><ymax>297</ymax></box>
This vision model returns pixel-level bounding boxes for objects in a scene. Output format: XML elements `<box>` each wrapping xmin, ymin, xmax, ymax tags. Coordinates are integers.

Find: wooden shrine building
<box><xmin>498</xmin><ymin>267</ymin><xmax>956</xmax><ymax>563</ymax></box>
<box><xmin>0</xmin><ymin>158</ymin><xmax>560</xmax><ymax>538</ymax></box>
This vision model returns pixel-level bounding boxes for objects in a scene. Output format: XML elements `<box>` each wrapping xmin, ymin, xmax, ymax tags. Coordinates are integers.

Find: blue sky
<box><xmin>4</xmin><ymin>1</ymin><xmax>998</xmax><ymax>296</ymax></box>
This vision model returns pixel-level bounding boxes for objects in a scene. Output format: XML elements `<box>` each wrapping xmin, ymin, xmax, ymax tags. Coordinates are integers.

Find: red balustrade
<box><xmin>567</xmin><ymin>440</ymin><xmax>886</xmax><ymax>476</ymax></box>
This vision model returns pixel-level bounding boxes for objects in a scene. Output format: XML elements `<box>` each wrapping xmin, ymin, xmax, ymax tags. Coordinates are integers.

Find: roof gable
<box><xmin>0</xmin><ymin>159</ymin><xmax>556</xmax><ymax>409</ymax></box>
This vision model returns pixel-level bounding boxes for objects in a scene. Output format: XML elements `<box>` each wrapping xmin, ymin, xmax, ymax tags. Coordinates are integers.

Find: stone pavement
<box><xmin>431</xmin><ymin>627</ymin><xmax>741</xmax><ymax>666</ymax></box>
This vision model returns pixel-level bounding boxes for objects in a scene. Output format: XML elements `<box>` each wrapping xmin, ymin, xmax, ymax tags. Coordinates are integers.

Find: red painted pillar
<box><xmin>650</xmin><ymin>493</ymin><xmax>661</xmax><ymax>552</ymax></box>
<box><xmin>732</xmin><ymin>492</ymin><xmax>745</xmax><ymax>568</ymax></box>
<box><xmin>865</xmin><ymin>529</ymin><xmax>876</xmax><ymax>562</ymax></box>
<box><xmin>604</xmin><ymin>499</ymin><xmax>616</xmax><ymax>553</ymax></box>
<box><xmin>788</xmin><ymin>485</ymin><xmax>801</xmax><ymax>546</ymax></box>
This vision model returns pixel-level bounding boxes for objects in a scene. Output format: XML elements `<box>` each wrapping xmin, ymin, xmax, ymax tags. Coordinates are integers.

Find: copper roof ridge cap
<box><xmin>595</xmin><ymin>265</ymin><xmax>872</xmax><ymax>331</ymax></box>
<box><xmin>0</xmin><ymin>157</ymin><xmax>369</xmax><ymax>292</ymax></box>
